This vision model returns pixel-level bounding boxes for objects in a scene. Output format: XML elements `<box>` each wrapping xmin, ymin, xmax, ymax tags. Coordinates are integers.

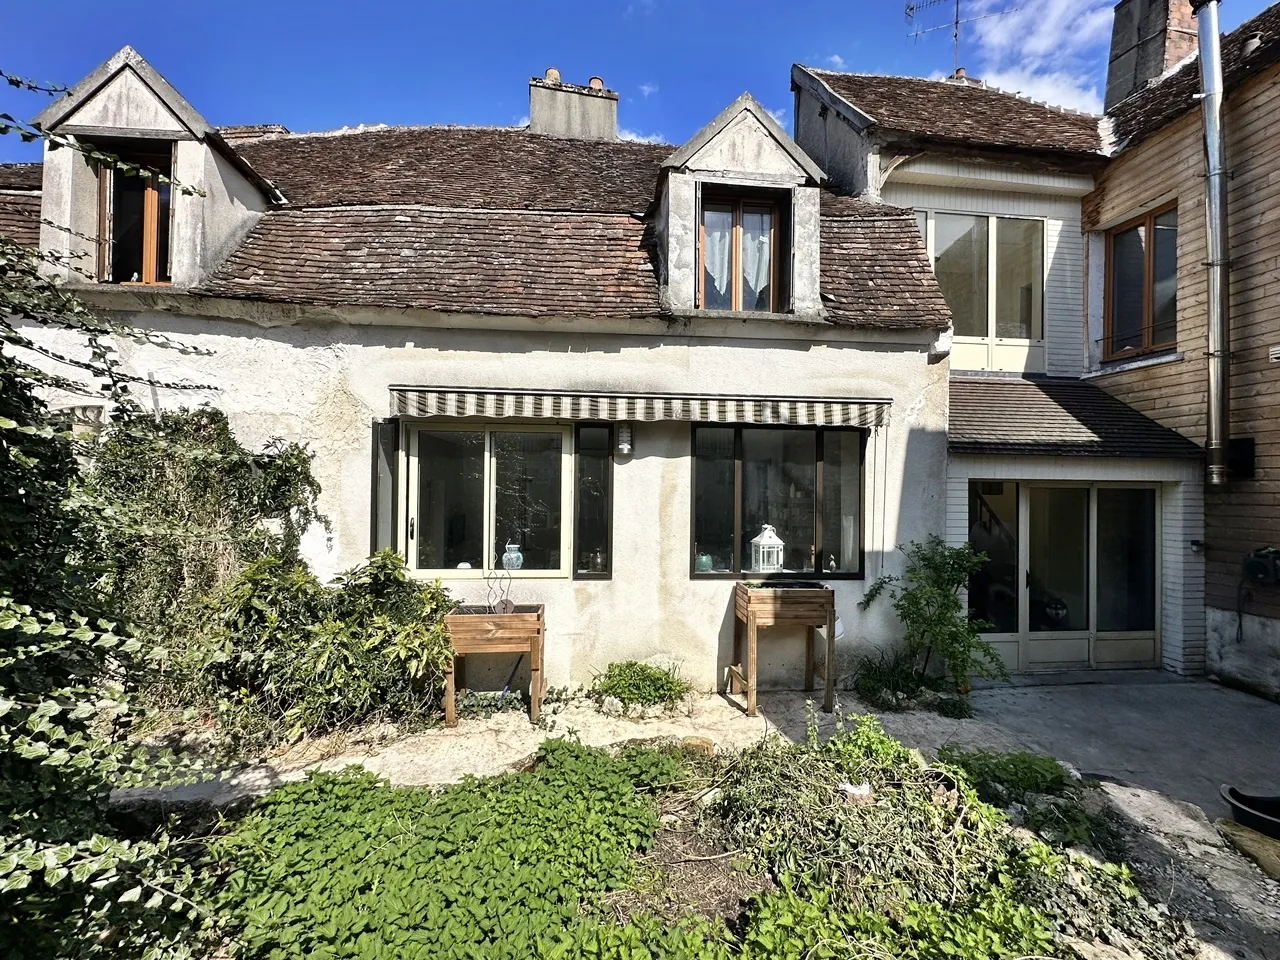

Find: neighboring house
<box><xmin>1084</xmin><ymin>0</ymin><xmax>1280</xmax><ymax>698</ymax></box>
<box><xmin>791</xmin><ymin>12</ymin><xmax>1207</xmax><ymax>678</ymax></box>
<box><xmin>2</xmin><ymin>49</ymin><xmax>954</xmax><ymax>691</ymax></box>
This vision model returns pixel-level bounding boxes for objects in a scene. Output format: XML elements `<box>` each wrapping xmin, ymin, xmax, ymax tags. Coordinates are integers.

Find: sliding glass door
<box><xmin>968</xmin><ymin>482</ymin><xmax>1160</xmax><ymax>671</ymax></box>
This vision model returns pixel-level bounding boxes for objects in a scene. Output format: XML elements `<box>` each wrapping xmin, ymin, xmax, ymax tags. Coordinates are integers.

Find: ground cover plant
<box><xmin>210</xmin><ymin>718</ymin><xmax>1197</xmax><ymax>960</ymax></box>
<box><xmin>591</xmin><ymin>660</ymin><xmax>693</xmax><ymax>710</ymax></box>
<box><xmin>938</xmin><ymin>745</ymin><xmax>1125</xmax><ymax>856</ymax></box>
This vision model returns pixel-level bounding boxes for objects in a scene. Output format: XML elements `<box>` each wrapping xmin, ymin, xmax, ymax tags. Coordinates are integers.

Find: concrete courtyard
<box><xmin>969</xmin><ymin>672</ymin><xmax>1280</xmax><ymax>817</ymax></box>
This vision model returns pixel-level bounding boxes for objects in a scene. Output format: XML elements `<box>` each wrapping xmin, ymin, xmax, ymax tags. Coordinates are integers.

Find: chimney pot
<box><xmin>952</xmin><ymin>66</ymin><xmax>966</xmax><ymax>79</ymax></box>
<box><xmin>528</xmin><ymin>71</ymin><xmax>618</xmax><ymax>140</ymax></box>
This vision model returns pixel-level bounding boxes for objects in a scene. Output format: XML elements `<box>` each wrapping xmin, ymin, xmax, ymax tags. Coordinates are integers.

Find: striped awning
<box><xmin>389</xmin><ymin>387</ymin><xmax>891</xmax><ymax>428</ymax></box>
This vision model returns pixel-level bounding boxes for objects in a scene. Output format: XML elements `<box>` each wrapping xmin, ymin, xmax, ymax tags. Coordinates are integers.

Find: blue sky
<box><xmin>1</xmin><ymin>0</ymin><xmax>1272</xmax><ymax>163</ymax></box>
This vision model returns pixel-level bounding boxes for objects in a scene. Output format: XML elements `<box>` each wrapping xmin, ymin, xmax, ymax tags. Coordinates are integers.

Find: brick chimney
<box><xmin>1105</xmin><ymin>0</ymin><xmax>1199</xmax><ymax>111</ymax></box>
<box><xmin>528</xmin><ymin>68</ymin><xmax>618</xmax><ymax>140</ymax></box>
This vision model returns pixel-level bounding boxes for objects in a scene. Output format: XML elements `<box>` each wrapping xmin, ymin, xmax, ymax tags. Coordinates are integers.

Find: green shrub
<box><xmin>199</xmin><ymin>550</ymin><xmax>455</xmax><ymax>749</ymax></box>
<box><xmin>213</xmin><ymin>739</ymin><xmax>687</xmax><ymax>959</ymax></box>
<box><xmin>591</xmin><ymin>660</ymin><xmax>693</xmax><ymax>709</ymax></box>
<box><xmin>858</xmin><ymin>536</ymin><xmax>1009</xmax><ymax>691</ymax></box>
<box><xmin>82</xmin><ymin>408</ymin><xmax>328</xmax><ymax>713</ymax></box>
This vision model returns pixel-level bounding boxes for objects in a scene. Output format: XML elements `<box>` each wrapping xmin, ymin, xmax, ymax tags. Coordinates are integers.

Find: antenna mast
<box><xmin>905</xmin><ymin>0</ymin><xmax>1019</xmax><ymax>76</ymax></box>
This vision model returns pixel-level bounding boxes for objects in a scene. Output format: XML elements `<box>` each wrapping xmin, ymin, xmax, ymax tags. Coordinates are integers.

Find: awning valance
<box><xmin>390</xmin><ymin>387</ymin><xmax>891</xmax><ymax>428</ymax></box>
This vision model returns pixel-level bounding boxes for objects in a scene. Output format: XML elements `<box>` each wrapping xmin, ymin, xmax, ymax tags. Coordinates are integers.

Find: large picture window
<box><xmin>1105</xmin><ymin>206</ymin><xmax>1177</xmax><ymax>358</ymax></box>
<box><xmin>407</xmin><ymin>425</ymin><xmax>576</xmax><ymax>576</ymax></box>
<box><xmin>691</xmin><ymin>426</ymin><xmax>864</xmax><ymax>578</ymax></box>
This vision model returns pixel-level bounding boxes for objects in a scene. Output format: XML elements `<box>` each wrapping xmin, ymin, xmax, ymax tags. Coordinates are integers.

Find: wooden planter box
<box><xmin>443</xmin><ymin>604</ymin><xmax>544</xmax><ymax>727</ymax></box>
<box><xmin>729</xmin><ymin>583</ymin><xmax>835</xmax><ymax>717</ymax></box>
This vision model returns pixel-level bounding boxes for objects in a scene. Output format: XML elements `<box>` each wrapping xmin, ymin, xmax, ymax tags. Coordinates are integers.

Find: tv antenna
<box><xmin>905</xmin><ymin>0</ymin><xmax>1019</xmax><ymax>76</ymax></box>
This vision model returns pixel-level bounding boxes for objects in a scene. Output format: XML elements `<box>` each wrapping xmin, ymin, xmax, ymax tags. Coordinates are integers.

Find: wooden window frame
<box><xmin>1102</xmin><ymin>202</ymin><xmax>1178</xmax><ymax>360</ymax></box>
<box><xmin>97</xmin><ymin>146</ymin><xmax>174</xmax><ymax>286</ymax></box>
<box><xmin>697</xmin><ymin>195</ymin><xmax>780</xmax><ymax>313</ymax></box>
<box><xmin>572</xmin><ymin>423</ymin><xmax>614</xmax><ymax>581</ymax></box>
<box><xmin>689</xmin><ymin>425</ymin><xmax>866</xmax><ymax>581</ymax></box>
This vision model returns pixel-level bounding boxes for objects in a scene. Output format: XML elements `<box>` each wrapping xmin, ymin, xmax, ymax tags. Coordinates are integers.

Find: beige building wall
<box><xmin>16</xmin><ymin>307</ymin><xmax>949</xmax><ymax>692</ymax></box>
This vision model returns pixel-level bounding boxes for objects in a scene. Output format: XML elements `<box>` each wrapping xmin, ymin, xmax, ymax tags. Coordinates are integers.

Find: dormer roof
<box><xmin>662</xmin><ymin>92</ymin><xmax>825</xmax><ymax>184</ymax></box>
<box><xmin>32</xmin><ymin>45</ymin><xmax>213</xmax><ymax>137</ymax></box>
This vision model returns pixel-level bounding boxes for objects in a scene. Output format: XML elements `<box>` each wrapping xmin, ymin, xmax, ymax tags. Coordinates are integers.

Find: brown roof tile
<box><xmin>234</xmin><ymin>126</ymin><xmax>671</xmax><ymax>213</ymax></box>
<box><xmin>950</xmin><ymin>376</ymin><xmax>1202</xmax><ymax>458</ymax></box>
<box><xmin>1109</xmin><ymin>3</ymin><xmax>1280</xmax><ymax>148</ymax></box>
<box><xmin>0</xmin><ymin>193</ymin><xmax>40</xmax><ymax>247</ymax></box>
<box><xmin>196</xmin><ymin>191</ymin><xmax>949</xmax><ymax>329</ymax></box>
<box><xmin>807</xmin><ymin>69</ymin><xmax>1102</xmax><ymax>157</ymax></box>
<box><xmin>0</xmin><ymin>162</ymin><xmax>42</xmax><ymax>191</ymax></box>
<box><xmin>820</xmin><ymin>194</ymin><xmax>950</xmax><ymax>330</ymax></box>
<box><xmin>197</xmin><ymin>206</ymin><xmax>661</xmax><ymax>320</ymax></box>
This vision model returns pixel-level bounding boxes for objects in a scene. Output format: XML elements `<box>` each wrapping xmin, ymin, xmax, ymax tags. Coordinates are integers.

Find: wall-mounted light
<box><xmin>617</xmin><ymin>423</ymin><xmax>633</xmax><ymax>456</ymax></box>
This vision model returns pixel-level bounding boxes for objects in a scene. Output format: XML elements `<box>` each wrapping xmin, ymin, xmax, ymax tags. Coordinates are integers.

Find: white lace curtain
<box><xmin>742</xmin><ymin>212</ymin><xmax>771</xmax><ymax>309</ymax></box>
<box><xmin>703</xmin><ymin>210</ymin><xmax>732</xmax><ymax>307</ymax></box>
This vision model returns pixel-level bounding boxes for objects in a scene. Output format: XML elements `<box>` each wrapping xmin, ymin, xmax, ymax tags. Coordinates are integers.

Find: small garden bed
<box><xmin>204</xmin><ymin>718</ymin><xmax>1199</xmax><ymax>960</ymax></box>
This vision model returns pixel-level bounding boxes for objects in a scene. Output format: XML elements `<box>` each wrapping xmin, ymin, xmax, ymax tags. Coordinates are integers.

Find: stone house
<box><xmin>6</xmin><ymin>0</ymin><xmax>1277</xmax><ymax>697</ymax></box>
<box><xmin>2</xmin><ymin>49</ymin><xmax>952</xmax><ymax>692</ymax></box>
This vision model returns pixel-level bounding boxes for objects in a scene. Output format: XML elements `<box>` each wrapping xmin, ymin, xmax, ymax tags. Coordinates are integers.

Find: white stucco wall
<box><xmin>15</xmin><ymin>307</ymin><xmax>949</xmax><ymax>693</ymax></box>
<box><xmin>792</xmin><ymin>85</ymin><xmax>876</xmax><ymax>198</ymax></box>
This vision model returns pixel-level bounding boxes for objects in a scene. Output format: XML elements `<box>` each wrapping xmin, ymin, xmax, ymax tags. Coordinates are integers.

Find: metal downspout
<box><xmin>1193</xmin><ymin>0</ymin><xmax>1231</xmax><ymax>486</ymax></box>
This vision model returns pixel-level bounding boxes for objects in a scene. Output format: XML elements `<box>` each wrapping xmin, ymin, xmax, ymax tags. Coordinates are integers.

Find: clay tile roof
<box><xmin>820</xmin><ymin>193</ymin><xmax>950</xmax><ymax>330</ymax></box>
<box><xmin>806</xmin><ymin>69</ymin><xmax>1103</xmax><ymax>156</ymax></box>
<box><xmin>1109</xmin><ymin>3</ymin><xmax>1280</xmax><ymax>148</ymax></box>
<box><xmin>0</xmin><ymin>162</ymin><xmax>42</xmax><ymax>191</ymax></box>
<box><xmin>233</xmin><ymin>126</ymin><xmax>671</xmax><ymax>213</ymax></box>
<box><xmin>0</xmin><ymin>193</ymin><xmax>40</xmax><ymax>247</ymax></box>
<box><xmin>950</xmin><ymin>376</ymin><xmax>1202</xmax><ymax>458</ymax></box>
<box><xmin>197</xmin><ymin>207</ymin><xmax>661</xmax><ymax>320</ymax></box>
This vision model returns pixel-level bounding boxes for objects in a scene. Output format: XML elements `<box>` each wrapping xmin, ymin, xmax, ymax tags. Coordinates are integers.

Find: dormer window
<box><xmin>698</xmin><ymin>191</ymin><xmax>789</xmax><ymax>312</ymax></box>
<box><xmin>97</xmin><ymin>143</ymin><xmax>173</xmax><ymax>284</ymax></box>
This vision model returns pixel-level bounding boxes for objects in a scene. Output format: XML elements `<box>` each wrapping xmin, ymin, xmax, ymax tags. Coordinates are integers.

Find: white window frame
<box><xmin>403</xmin><ymin>422</ymin><xmax>574</xmax><ymax>579</ymax></box>
<box><xmin>918</xmin><ymin>209</ymin><xmax>1047</xmax><ymax>373</ymax></box>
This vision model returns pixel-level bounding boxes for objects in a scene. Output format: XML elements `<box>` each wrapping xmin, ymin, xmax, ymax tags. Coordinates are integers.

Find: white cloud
<box><xmin>639</xmin><ymin>82</ymin><xmax>659</xmax><ymax>98</ymax></box>
<box><xmin>966</xmin><ymin>0</ymin><xmax>1111</xmax><ymax>112</ymax></box>
<box><xmin>619</xmin><ymin>128</ymin><xmax>666</xmax><ymax>143</ymax></box>
<box><xmin>516</xmin><ymin>114</ymin><xmax>529</xmax><ymax>126</ymax></box>
<box><xmin>765</xmin><ymin>106</ymin><xmax>792</xmax><ymax>134</ymax></box>
<box><xmin>826</xmin><ymin>54</ymin><xmax>846</xmax><ymax>69</ymax></box>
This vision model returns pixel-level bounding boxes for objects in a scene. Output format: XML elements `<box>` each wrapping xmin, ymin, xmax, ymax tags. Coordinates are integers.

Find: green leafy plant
<box><xmin>591</xmin><ymin>660</ymin><xmax>693</xmax><ymax>710</ymax></box>
<box><xmin>859</xmin><ymin>536</ymin><xmax>1009</xmax><ymax>691</ymax></box>
<box><xmin>938</xmin><ymin>747</ymin><xmax>1122</xmax><ymax>855</ymax></box>
<box><xmin>199</xmin><ymin>550</ymin><xmax>456</xmax><ymax>750</ymax></box>
<box><xmin>212</xmin><ymin>739</ymin><xmax>688</xmax><ymax>959</ymax></box>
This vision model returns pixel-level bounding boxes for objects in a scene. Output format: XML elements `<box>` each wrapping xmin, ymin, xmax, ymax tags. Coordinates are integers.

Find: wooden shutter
<box><xmin>369</xmin><ymin>418</ymin><xmax>401</xmax><ymax>556</ymax></box>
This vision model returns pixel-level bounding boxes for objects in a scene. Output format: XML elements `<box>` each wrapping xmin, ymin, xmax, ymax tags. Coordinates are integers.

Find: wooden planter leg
<box><xmin>530</xmin><ymin>628</ymin><xmax>543</xmax><ymax>724</ymax></box>
<box><xmin>746</xmin><ymin>610</ymin><xmax>759</xmax><ymax>717</ymax></box>
<box><xmin>804</xmin><ymin>625</ymin><xmax>816</xmax><ymax>692</ymax></box>
<box><xmin>444</xmin><ymin>654</ymin><xmax>457</xmax><ymax>728</ymax></box>
<box><xmin>823</xmin><ymin>608</ymin><xmax>836</xmax><ymax>714</ymax></box>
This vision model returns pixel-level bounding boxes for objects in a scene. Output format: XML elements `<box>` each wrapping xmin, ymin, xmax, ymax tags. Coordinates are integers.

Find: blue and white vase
<box><xmin>502</xmin><ymin>542</ymin><xmax>524</xmax><ymax>571</ymax></box>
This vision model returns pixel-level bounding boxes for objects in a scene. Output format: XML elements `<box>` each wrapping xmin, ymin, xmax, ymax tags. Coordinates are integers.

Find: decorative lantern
<box><xmin>750</xmin><ymin>524</ymin><xmax>785</xmax><ymax>574</ymax></box>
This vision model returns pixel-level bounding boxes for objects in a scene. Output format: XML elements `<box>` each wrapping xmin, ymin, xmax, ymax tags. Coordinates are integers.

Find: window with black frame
<box><xmin>691</xmin><ymin>426</ymin><xmax>863</xmax><ymax>578</ymax></box>
<box><xmin>573</xmin><ymin>425</ymin><xmax>612</xmax><ymax>578</ymax></box>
